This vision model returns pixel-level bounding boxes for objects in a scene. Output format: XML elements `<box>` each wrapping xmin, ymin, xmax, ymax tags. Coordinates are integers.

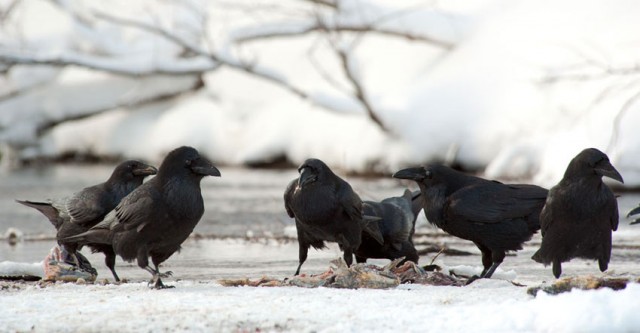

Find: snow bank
<box><xmin>0</xmin><ymin>261</ymin><xmax>43</xmax><ymax>278</ymax></box>
<box><xmin>1</xmin><ymin>0</ymin><xmax>640</xmax><ymax>187</ymax></box>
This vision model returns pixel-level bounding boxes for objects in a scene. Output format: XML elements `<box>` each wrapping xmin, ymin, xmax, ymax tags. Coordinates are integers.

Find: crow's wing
<box><xmin>445</xmin><ymin>183</ymin><xmax>548</xmax><ymax>224</ymax></box>
<box><xmin>337</xmin><ymin>181</ymin><xmax>384</xmax><ymax>244</ymax></box>
<box><xmin>66</xmin><ymin>186</ymin><xmax>110</xmax><ymax>226</ymax></box>
<box><xmin>381</xmin><ymin>196</ymin><xmax>414</xmax><ymax>248</ymax></box>
<box><xmin>609</xmin><ymin>197</ymin><xmax>619</xmax><ymax>231</ymax></box>
<box><xmin>108</xmin><ymin>182</ymin><xmax>163</xmax><ymax>233</ymax></box>
<box><xmin>283</xmin><ymin>179</ymin><xmax>297</xmax><ymax>218</ymax></box>
<box><xmin>337</xmin><ymin>181</ymin><xmax>362</xmax><ymax>222</ymax></box>
<box><xmin>539</xmin><ymin>199</ymin><xmax>552</xmax><ymax>236</ymax></box>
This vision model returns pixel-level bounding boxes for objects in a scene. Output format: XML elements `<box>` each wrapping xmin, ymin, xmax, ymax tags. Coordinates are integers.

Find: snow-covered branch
<box><xmin>234</xmin><ymin>23</ymin><xmax>455</xmax><ymax>49</ymax></box>
<box><xmin>301</xmin><ymin>0</ymin><xmax>338</xmax><ymax>9</ymax></box>
<box><xmin>335</xmin><ymin>47</ymin><xmax>388</xmax><ymax>133</ymax></box>
<box><xmin>0</xmin><ymin>52</ymin><xmax>218</xmax><ymax>77</ymax></box>
<box><xmin>91</xmin><ymin>11</ymin><xmax>313</xmax><ymax>101</ymax></box>
<box><xmin>540</xmin><ymin>65</ymin><xmax>640</xmax><ymax>84</ymax></box>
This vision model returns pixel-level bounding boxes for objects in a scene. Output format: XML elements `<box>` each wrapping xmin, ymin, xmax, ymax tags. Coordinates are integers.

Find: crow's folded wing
<box><xmin>445</xmin><ymin>183</ymin><xmax>548</xmax><ymax>224</ymax></box>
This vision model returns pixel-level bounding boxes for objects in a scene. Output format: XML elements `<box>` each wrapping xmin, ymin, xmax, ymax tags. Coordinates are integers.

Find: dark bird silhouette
<box><xmin>393</xmin><ymin>165</ymin><xmax>548</xmax><ymax>282</ymax></box>
<box><xmin>284</xmin><ymin>158</ymin><xmax>384</xmax><ymax>275</ymax></box>
<box><xmin>355</xmin><ymin>190</ymin><xmax>423</xmax><ymax>264</ymax></box>
<box><xmin>532</xmin><ymin>148</ymin><xmax>623</xmax><ymax>278</ymax></box>
<box><xmin>17</xmin><ymin>160</ymin><xmax>157</xmax><ymax>281</ymax></box>
<box><xmin>627</xmin><ymin>205</ymin><xmax>640</xmax><ymax>225</ymax></box>
<box><xmin>64</xmin><ymin>146</ymin><xmax>220</xmax><ymax>288</ymax></box>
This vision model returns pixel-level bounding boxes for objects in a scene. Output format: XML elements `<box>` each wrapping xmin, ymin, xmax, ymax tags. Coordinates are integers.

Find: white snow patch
<box><xmin>0</xmin><ymin>261</ymin><xmax>43</xmax><ymax>278</ymax></box>
<box><xmin>1</xmin><ymin>280</ymin><xmax>639</xmax><ymax>332</ymax></box>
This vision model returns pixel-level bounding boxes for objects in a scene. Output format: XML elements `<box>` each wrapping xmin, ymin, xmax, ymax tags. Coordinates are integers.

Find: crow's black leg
<box><xmin>295</xmin><ymin>242</ymin><xmax>309</xmax><ymax>276</ymax></box>
<box><xmin>481</xmin><ymin>251</ymin><xmax>505</xmax><ymax>279</ymax></box>
<box><xmin>105</xmin><ymin>252</ymin><xmax>120</xmax><ymax>282</ymax></box>
<box><xmin>552</xmin><ymin>259</ymin><xmax>562</xmax><ymax>278</ymax></box>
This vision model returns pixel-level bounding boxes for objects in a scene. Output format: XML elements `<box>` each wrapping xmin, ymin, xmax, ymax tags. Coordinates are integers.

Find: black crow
<box><xmin>393</xmin><ymin>165</ymin><xmax>548</xmax><ymax>282</ymax></box>
<box><xmin>17</xmin><ymin>160</ymin><xmax>157</xmax><ymax>281</ymax></box>
<box><xmin>284</xmin><ymin>158</ymin><xmax>384</xmax><ymax>275</ymax></box>
<box><xmin>355</xmin><ymin>190</ymin><xmax>422</xmax><ymax>264</ymax></box>
<box><xmin>532</xmin><ymin>148</ymin><xmax>623</xmax><ymax>278</ymax></box>
<box><xmin>627</xmin><ymin>205</ymin><xmax>640</xmax><ymax>225</ymax></box>
<box><xmin>64</xmin><ymin>146</ymin><xmax>220</xmax><ymax>288</ymax></box>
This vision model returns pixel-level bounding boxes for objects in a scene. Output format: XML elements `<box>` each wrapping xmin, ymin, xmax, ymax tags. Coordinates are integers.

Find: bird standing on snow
<box><xmin>532</xmin><ymin>148</ymin><xmax>623</xmax><ymax>278</ymax></box>
<box><xmin>64</xmin><ymin>146</ymin><xmax>220</xmax><ymax>288</ymax></box>
<box><xmin>17</xmin><ymin>160</ymin><xmax>157</xmax><ymax>281</ymax></box>
<box><xmin>284</xmin><ymin>158</ymin><xmax>384</xmax><ymax>275</ymax></box>
<box><xmin>355</xmin><ymin>190</ymin><xmax>422</xmax><ymax>264</ymax></box>
<box><xmin>393</xmin><ymin>165</ymin><xmax>548</xmax><ymax>283</ymax></box>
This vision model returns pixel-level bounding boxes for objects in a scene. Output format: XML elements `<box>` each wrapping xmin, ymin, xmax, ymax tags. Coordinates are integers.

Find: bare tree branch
<box><xmin>92</xmin><ymin>11</ymin><xmax>313</xmax><ymax>101</ymax></box>
<box><xmin>300</xmin><ymin>0</ymin><xmax>338</xmax><ymax>9</ymax></box>
<box><xmin>607</xmin><ymin>87</ymin><xmax>640</xmax><ymax>153</ymax></box>
<box><xmin>540</xmin><ymin>65</ymin><xmax>640</xmax><ymax>84</ymax></box>
<box><xmin>335</xmin><ymin>47</ymin><xmax>389</xmax><ymax>133</ymax></box>
<box><xmin>0</xmin><ymin>52</ymin><xmax>217</xmax><ymax>77</ymax></box>
<box><xmin>0</xmin><ymin>0</ymin><xmax>21</xmax><ymax>23</ymax></box>
<box><xmin>36</xmin><ymin>78</ymin><xmax>204</xmax><ymax>135</ymax></box>
<box><xmin>234</xmin><ymin>23</ymin><xmax>454</xmax><ymax>49</ymax></box>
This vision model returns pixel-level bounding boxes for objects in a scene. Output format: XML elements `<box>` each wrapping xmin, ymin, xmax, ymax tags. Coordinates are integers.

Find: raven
<box><xmin>532</xmin><ymin>148</ymin><xmax>623</xmax><ymax>278</ymax></box>
<box><xmin>284</xmin><ymin>158</ymin><xmax>384</xmax><ymax>275</ymax></box>
<box><xmin>393</xmin><ymin>165</ymin><xmax>548</xmax><ymax>282</ymax></box>
<box><xmin>355</xmin><ymin>190</ymin><xmax>422</xmax><ymax>264</ymax></box>
<box><xmin>17</xmin><ymin>160</ymin><xmax>157</xmax><ymax>281</ymax></box>
<box><xmin>64</xmin><ymin>146</ymin><xmax>220</xmax><ymax>288</ymax></box>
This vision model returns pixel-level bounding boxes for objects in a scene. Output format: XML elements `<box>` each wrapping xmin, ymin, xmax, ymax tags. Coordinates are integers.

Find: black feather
<box><xmin>393</xmin><ymin>165</ymin><xmax>548</xmax><ymax>281</ymax></box>
<box><xmin>64</xmin><ymin>146</ymin><xmax>220</xmax><ymax>288</ymax></box>
<box><xmin>532</xmin><ymin>148</ymin><xmax>622</xmax><ymax>278</ymax></box>
<box><xmin>355</xmin><ymin>189</ymin><xmax>421</xmax><ymax>264</ymax></box>
<box><xmin>284</xmin><ymin>158</ymin><xmax>367</xmax><ymax>275</ymax></box>
<box><xmin>17</xmin><ymin>160</ymin><xmax>157</xmax><ymax>281</ymax></box>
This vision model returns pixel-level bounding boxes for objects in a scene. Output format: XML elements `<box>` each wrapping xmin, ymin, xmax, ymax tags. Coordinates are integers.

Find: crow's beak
<box><xmin>298</xmin><ymin>167</ymin><xmax>316</xmax><ymax>187</ymax></box>
<box><xmin>627</xmin><ymin>206</ymin><xmax>640</xmax><ymax>225</ymax></box>
<box><xmin>392</xmin><ymin>167</ymin><xmax>425</xmax><ymax>181</ymax></box>
<box><xmin>191</xmin><ymin>158</ymin><xmax>221</xmax><ymax>177</ymax></box>
<box><xmin>133</xmin><ymin>165</ymin><xmax>158</xmax><ymax>176</ymax></box>
<box><xmin>595</xmin><ymin>161</ymin><xmax>623</xmax><ymax>183</ymax></box>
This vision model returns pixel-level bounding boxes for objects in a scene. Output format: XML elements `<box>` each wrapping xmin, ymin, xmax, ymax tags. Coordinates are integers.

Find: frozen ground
<box><xmin>2</xmin><ymin>166</ymin><xmax>640</xmax><ymax>332</ymax></box>
<box><xmin>2</xmin><ymin>277</ymin><xmax>640</xmax><ymax>333</ymax></box>
<box><xmin>2</xmin><ymin>236</ymin><xmax>640</xmax><ymax>333</ymax></box>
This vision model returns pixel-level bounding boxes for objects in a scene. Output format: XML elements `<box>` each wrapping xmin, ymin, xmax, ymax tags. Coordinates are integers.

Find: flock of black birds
<box><xmin>15</xmin><ymin>146</ymin><xmax>640</xmax><ymax>288</ymax></box>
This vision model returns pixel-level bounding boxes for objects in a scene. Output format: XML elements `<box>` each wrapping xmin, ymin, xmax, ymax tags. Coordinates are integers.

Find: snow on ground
<box><xmin>2</xmin><ymin>231</ymin><xmax>640</xmax><ymax>333</ymax></box>
<box><xmin>1</xmin><ymin>279</ymin><xmax>640</xmax><ymax>332</ymax></box>
<box><xmin>1</xmin><ymin>0</ymin><xmax>640</xmax><ymax>187</ymax></box>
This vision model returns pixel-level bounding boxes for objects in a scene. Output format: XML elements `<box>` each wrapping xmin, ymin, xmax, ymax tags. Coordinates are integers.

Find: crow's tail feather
<box><xmin>16</xmin><ymin>200</ymin><xmax>63</xmax><ymax>229</ymax></box>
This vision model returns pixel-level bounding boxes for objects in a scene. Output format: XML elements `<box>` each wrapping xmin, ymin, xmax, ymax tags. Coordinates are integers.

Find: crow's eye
<box><xmin>425</xmin><ymin>170</ymin><xmax>433</xmax><ymax>179</ymax></box>
<box><xmin>591</xmin><ymin>157</ymin><xmax>605</xmax><ymax>167</ymax></box>
<box><xmin>186</xmin><ymin>159</ymin><xmax>192</xmax><ymax>166</ymax></box>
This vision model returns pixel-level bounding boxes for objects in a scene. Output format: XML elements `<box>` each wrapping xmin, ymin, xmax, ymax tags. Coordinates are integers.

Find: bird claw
<box><xmin>148</xmin><ymin>277</ymin><xmax>175</xmax><ymax>289</ymax></box>
<box><xmin>154</xmin><ymin>282</ymin><xmax>175</xmax><ymax>289</ymax></box>
<box><xmin>159</xmin><ymin>271</ymin><xmax>173</xmax><ymax>278</ymax></box>
<box><xmin>465</xmin><ymin>275</ymin><xmax>481</xmax><ymax>285</ymax></box>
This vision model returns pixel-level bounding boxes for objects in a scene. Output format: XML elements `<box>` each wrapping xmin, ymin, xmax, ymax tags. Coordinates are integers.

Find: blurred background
<box><xmin>1</xmin><ymin>0</ymin><xmax>640</xmax><ymax>245</ymax></box>
<box><xmin>1</xmin><ymin>0</ymin><xmax>639</xmax><ymax>184</ymax></box>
